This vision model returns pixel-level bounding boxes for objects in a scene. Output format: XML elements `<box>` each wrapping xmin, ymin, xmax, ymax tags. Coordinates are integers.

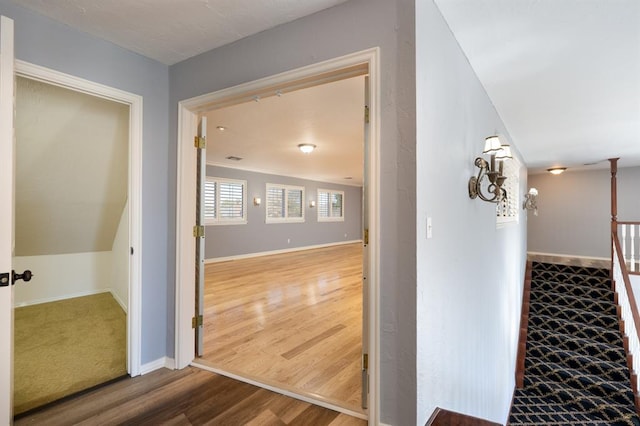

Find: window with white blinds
<box><xmin>204</xmin><ymin>177</ymin><xmax>247</xmax><ymax>225</ymax></box>
<box><xmin>496</xmin><ymin>158</ymin><xmax>519</xmax><ymax>226</ymax></box>
<box><xmin>317</xmin><ymin>189</ymin><xmax>345</xmax><ymax>222</ymax></box>
<box><xmin>266</xmin><ymin>183</ymin><xmax>305</xmax><ymax>223</ymax></box>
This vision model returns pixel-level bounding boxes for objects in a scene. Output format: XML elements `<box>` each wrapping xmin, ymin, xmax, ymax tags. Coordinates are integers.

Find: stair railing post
<box><xmin>610</xmin><ymin>158</ymin><xmax>619</xmax><ymax>281</ymax></box>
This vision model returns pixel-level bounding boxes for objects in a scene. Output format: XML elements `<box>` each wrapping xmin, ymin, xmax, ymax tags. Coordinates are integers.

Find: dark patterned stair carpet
<box><xmin>509</xmin><ymin>262</ymin><xmax>640</xmax><ymax>425</ymax></box>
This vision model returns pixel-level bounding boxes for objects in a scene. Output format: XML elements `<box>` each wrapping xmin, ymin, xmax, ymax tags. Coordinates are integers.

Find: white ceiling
<box><xmin>15</xmin><ymin>0</ymin><xmax>349</xmax><ymax>65</ymax></box>
<box><xmin>434</xmin><ymin>0</ymin><xmax>640</xmax><ymax>173</ymax></box>
<box><xmin>15</xmin><ymin>0</ymin><xmax>640</xmax><ymax>178</ymax></box>
<box><xmin>205</xmin><ymin>76</ymin><xmax>365</xmax><ymax>186</ymax></box>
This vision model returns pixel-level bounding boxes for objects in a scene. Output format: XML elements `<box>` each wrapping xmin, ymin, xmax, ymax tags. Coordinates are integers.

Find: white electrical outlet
<box><xmin>287</xmin><ymin>238</ymin><xmax>290</xmax><ymax>244</ymax></box>
<box><xmin>426</xmin><ymin>217</ymin><xmax>433</xmax><ymax>239</ymax></box>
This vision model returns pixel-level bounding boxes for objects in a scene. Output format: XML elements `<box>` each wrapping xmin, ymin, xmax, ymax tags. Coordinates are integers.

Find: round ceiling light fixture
<box><xmin>298</xmin><ymin>143</ymin><xmax>316</xmax><ymax>154</ymax></box>
<box><xmin>547</xmin><ymin>167</ymin><xmax>567</xmax><ymax>175</ymax></box>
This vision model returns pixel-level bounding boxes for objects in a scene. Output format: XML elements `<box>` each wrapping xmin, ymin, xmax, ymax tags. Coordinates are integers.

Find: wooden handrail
<box><xmin>618</xmin><ymin>221</ymin><xmax>640</xmax><ymax>226</ymax></box>
<box><xmin>613</xmin><ymin>233</ymin><xmax>640</xmax><ymax>350</ymax></box>
<box><xmin>515</xmin><ymin>261</ymin><xmax>532</xmax><ymax>388</ymax></box>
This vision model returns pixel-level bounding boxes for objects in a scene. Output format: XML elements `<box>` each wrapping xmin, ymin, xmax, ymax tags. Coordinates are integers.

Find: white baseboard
<box><xmin>110</xmin><ymin>289</ymin><xmax>127</xmax><ymax>313</ymax></box>
<box><xmin>13</xmin><ymin>288</ymin><xmax>115</xmax><ymax>308</ymax></box>
<box><xmin>205</xmin><ymin>240</ymin><xmax>362</xmax><ymax>264</ymax></box>
<box><xmin>140</xmin><ymin>357</ymin><xmax>175</xmax><ymax>375</ymax></box>
<box><xmin>527</xmin><ymin>251</ymin><xmax>611</xmax><ymax>269</ymax></box>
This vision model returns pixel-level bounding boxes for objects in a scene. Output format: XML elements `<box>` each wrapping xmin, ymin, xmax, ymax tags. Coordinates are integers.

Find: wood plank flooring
<box><xmin>200</xmin><ymin>243</ymin><xmax>363</xmax><ymax>413</ymax></box>
<box><xmin>15</xmin><ymin>367</ymin><xmax>366</xmax><ymax>426</ymax></box>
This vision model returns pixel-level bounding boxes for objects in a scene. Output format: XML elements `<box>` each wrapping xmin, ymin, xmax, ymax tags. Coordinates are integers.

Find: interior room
<box><xmin>12</xmin><ymin>75</ymin><xmax>129</xmax><ymax>414</ymax></box>
<box><xmin>197</xmin><ymin>75</ymin><xmax>367</xmax><ymax>413</ymax></box>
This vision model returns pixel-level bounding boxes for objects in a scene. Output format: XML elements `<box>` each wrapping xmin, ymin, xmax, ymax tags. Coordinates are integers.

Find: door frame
<box><xmin>15</xmin><ymin>60</ymin><xmax>143</xmax><ymax>377</ymax></box>
<box><xmin>174</xmin><ymin>48</ymin><xmax>381</xmax><ymax>424</ymax></box>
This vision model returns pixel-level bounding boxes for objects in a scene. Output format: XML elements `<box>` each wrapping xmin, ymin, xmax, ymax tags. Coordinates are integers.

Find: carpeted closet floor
<box><xmin>13</xmin><ymin>292</ymin><xmax>127</xmax><ymax>414</ymax></box>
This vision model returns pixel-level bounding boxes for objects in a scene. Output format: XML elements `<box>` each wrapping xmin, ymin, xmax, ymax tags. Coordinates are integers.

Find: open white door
<box><xmin>361</xmin><ymin>76</ymin><xmax>370</xmax><ymax>410</ymax></box>
<box><xmin>195</xmin><ymin>116</ymin><xmax>207</xmax><ymax>356</ymax></box>
<box><xmin>0</xmin><ymin>15</ymin><xmax>15</xmax><ymax>423</ymax></box>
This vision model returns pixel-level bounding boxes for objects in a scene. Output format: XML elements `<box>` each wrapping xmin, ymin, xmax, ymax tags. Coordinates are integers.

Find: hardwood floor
<box><xmin>199</xmin><ymin>243</ymin><xmax>364</xmax><ymax>414</ymax></box>
<box><xmin>15</xmin><ymin>367</ymin><xmax>366</xmax><ymax>426</ymax></box>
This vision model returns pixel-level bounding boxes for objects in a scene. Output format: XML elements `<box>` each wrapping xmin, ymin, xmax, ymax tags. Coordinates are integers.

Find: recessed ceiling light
<box><xmin>225</xmin><ymin>156</ymin><xmax>243</xmax><ymax>161</ymax></box>
<box><xmin>547</xmin><ymin>167</ymin><xmax>567</xmax><ymax>175</ymax></box>
<box><xmin>298</xmin><ymin>144</ymin><xmax>316</xmax><ymax>154</ymax></box>
<box><xmin>216</xmin><ymin>126</ymin><xmax>227</xmax><ymax>131</ymax></box>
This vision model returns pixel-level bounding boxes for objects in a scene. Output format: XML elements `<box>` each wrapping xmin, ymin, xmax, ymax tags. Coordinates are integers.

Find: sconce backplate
<box><xmin>468</xmin><ymin>177</ymin><xmax>479</xmax><ymax>199</ymax></box>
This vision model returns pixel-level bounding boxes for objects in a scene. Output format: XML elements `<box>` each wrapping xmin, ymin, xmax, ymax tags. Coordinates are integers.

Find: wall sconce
<box><xmin>309</xmin><ymin>200</ymin><xmax>316</xmax><ymax>208</ymax></box>
<box><xmin>253</xmin><ymin>197</ymin><xmax>261</xmax><ymax>206</ymax></box>
<box><xmin>468</xmin><ymin>135</ymin><xmax>513</xmax><ymax>203</ymax></box>
<box><xmin>522</xmin><ymin>188</ymin><xmax>538</xmax><ymax>216</ymax></box>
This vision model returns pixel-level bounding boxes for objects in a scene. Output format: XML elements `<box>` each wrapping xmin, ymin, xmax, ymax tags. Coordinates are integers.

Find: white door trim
<box><xmin>174</xmin><ymin>47</ymin><xmax>381</xmax><ymax>425</ymax></box>
<box><xmin>15</xmin><ymin>60</ymin><xmax>143</xmax><ymax>377</ymax></box>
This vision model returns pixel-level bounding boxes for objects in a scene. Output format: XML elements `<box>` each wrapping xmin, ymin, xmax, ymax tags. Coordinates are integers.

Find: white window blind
<box><xmin>266</xmin><ymin>183</ymin><xmax>305</xmax><ymax>223</ymax></box>
<box><xmin>318</xmin><ymin>189</ymin><xmax>345</xmax><ymax>222</ymax></box>
<box><xmin>204</xmin><ymin>177</ymin><xmax>247</xmax><ymax>225</ymax></box>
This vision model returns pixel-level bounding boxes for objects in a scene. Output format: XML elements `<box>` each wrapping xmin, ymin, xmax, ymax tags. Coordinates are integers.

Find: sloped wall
<box><xmin>15</xmin><ymin>76</ymin><xmax>128</xmax><ymax>256</ymax></box>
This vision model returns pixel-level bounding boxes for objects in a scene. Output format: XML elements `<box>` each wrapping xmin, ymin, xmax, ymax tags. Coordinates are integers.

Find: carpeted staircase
<box><xmin>509</xmin><ymin>262</ymin><xmax>640</xmax><ymax>425</ymax></box>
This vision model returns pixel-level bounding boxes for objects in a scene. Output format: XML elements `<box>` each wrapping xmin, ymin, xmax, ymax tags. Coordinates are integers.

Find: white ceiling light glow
<box><xmin>298</xmin><ymin>144</ymin><xmax>316</xmax><ymax>154</ymax></box>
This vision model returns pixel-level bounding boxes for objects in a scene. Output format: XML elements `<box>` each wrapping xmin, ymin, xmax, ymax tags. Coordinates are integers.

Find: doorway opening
<box><xmin>175</xmin><ymin>49</ymin><xmax>380</xmax><ymax>423</ymax></box>
<box><xmin>12</xmin><ymin>61</ymin><xmax>143</xmax><ymax>414</ymax></box>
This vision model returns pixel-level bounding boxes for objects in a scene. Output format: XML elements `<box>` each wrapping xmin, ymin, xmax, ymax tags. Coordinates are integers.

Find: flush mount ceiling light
<box><xmin>547</xmin><ymin>167</ymin><xmax>567</xmax><ymax>175</ymax></box>
<box><xmin>298</xmin><ymin>143</ymin><xmax>316</xmax><ymax>154</ymax></box>
<box><xmin>216</xmin><ymin>126</ymin><xmax>227</xmax><ymax>131</ymax></box>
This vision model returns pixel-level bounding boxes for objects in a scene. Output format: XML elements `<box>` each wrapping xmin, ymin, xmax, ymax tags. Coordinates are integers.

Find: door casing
<box><xmin>15</xmin><ymin>60</ymin><xmax>144</xmax><ymax>377</ymax></box>
<box><xmin>174</xmin><ymin>48</ymin><xmax>381</xmax><ymax>425</ymax></box>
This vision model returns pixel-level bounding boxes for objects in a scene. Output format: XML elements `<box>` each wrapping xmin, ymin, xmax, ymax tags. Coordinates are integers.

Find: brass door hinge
<box><xmin>193</xmin><ymin>225</ymin><xmax>205</xmax><ymax>238</ymax></box>
<box><xmin>192</xmin><ymin>315</ymin><xmax>203</xmax><ymax>329</ymax></box>
<box><xmin>364</xmin><ymin>105</ymin><xmax>370</xmax><ymax>124</ymax></box>
<box><xmin>363</xmin><ymin>229</ymin><xmax>369</xmax><ymax>245</ymax></box>
<box><xmin>194</xmin><ymin>136</ymin><xmax>206</xmax><ymax>149</ymax></box>
<box><xmin>362</xmin><ymin>353</ymin><xmax>369</xmax><ymax>370</ymax></box>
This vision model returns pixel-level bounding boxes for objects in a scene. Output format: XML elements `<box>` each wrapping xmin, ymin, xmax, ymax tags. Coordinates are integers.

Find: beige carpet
<box><xmin>14</xmin><ymin>292</ymin><xmax>127</xmax><ymax>414</ymax></box>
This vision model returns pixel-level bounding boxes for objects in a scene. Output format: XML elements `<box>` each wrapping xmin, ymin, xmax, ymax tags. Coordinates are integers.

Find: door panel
<box><xmin>195</xmin><ymin>116</ymin><xmax>207</xmax><ymax>356</ymax></box>
<box><xmin>361</xmin><ymin>76</ymin><xmax>370</xmax><ymax>410</ymax></box>
<box><xmin>0</xmin><ymin>14</ymin><xmax>15</xmax><ymax>423</ymax></box>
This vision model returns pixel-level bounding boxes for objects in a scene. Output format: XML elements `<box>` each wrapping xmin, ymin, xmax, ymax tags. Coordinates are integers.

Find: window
<box><xmin>204</xmin><ymin>177</ymin><xmax>247</xmax><ymax>225</ymax></box>
<box><xmin>317</xmin><ymin>189</ymin><xmax>345</xmax><ymax>222</ymax></box>
<box><xmin>496</xmin><ymin>158</ymin><xmax>519</xmax><ymax>226</ymax></box>
<box><xmin>266</xmin><ymin>184</ymin><xmax>305</xmax><ymax>223</ymax></box>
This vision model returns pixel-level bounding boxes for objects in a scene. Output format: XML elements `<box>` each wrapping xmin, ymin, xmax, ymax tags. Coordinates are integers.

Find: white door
<box><xmin>0</xmin><ymin>15</ymin><xmax>15</xmax><ymax>423</ymax></box>
<box><xmin>195</xmin><ymin>116</ymin><xmax>206</xmax><ymax>356</ymax></box>
<box><xmin>361</xmin><ymin>76</ymin><xmax>370</xmax><ymax>410</ymax></box>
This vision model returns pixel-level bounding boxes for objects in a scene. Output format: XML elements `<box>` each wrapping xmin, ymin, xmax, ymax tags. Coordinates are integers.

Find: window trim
<box><xmin>317</xmin><ymin>188</ymin><xmax>345</xmax><ymax>222</ymax></box>
<box><xmin>265</xmin><ymin>183</ymin><xmax>305</xmax><ymax>224</ymax></box>
<box><xmin>204</xmin><ymin>176</ymin><xmax>248</xmax><ymax>226</ymax></box>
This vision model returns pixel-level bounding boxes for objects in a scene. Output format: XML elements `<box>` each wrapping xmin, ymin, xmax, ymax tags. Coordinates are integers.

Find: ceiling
<box><xmin>14</xmin><ymin>0</ymin><xmax>640</xmax><ymax>178</ymax></box>
<box><xmin>205</xmin><ymin>76</ymin><xmax>365</xmax><ymax>186</ymax></box>
<box><xmin>434</xmin><ymin>0</ymin><xmax>640</xmax><ymax>173</ymax></box>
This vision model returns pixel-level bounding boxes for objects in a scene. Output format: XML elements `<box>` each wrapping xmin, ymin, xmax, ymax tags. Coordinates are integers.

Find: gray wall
<box><xmin>417</xmin><ymin>2</ymin><xmax>528</xmax><ymax>424</ymax></box>
<box><xmin>528</xmin><ymin>166</ymin><xmax>640</xmax><ymax>258</ymax></box>
<box><xmin>2</xmin><ymin>0</ymin><xmax>170</xmax><ymax>364</ymax></box>
<box><xmin>170</xmin><ymin>0</ymin><xmax>417</xmax><ymax>423</ymax></box>
<box><xmin>206</xmin><ymin>166</ymin><xmax>362</xmax><ymax>259</ymax></box>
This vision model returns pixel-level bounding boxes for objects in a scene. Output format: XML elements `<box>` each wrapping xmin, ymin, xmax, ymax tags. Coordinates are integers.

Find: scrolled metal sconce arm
<box><xmin>468</xmin><ymin>156</ymin><xmax>507</xmax><ymax>203</ymax></box>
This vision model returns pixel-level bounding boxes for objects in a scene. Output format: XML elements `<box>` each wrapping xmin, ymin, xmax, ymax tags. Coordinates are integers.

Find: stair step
<box><xmin>526</xmin><ymin>344</ymin><xmax>629</xmax><ymax>380</ymax></box>
<box><xmin>524</xmin><ymin>370</ymin><xmax>635</xmax><ymax>406</ymax></box>
<box><xmin>510</xmin><ymin>394</ymin><xmax>640</xmax><ymax>425</ymax></box>
<box><xmin>529</xmin><ymin>314</ymin><xmax>622</xmax><ymax>346</ymax></box>
<box><xmin>530</xmin><ymin>290</ymin><xmax>617</xmax><ymax>315</ymax></box>
<box><xmin>532</xmin><ymin>262</ymin><xmax>610</xmax><ymax>279</ymax></box>
<box><xmin>531</xmin><ymin>280</ymin><xmax>613</xmax><ymax>301</ymax></box>
<box><xmin>529</xmin><ymin>301</ymin><xmax>619</xmax><ymax>329</ymax></box>
<box><xmin>527</xmin><ymin>327</ymin><xmax>626</xmax><ymax>363</ymax></box>
<box><xmin>526</xmin><ymin>357</ymin><xmax>631</xmax><ymax>392</ymax></box>
<box><xmin>532</xmin><ymin>270</ymin><xmax>610</xmax><ymax>288</ymax></box>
